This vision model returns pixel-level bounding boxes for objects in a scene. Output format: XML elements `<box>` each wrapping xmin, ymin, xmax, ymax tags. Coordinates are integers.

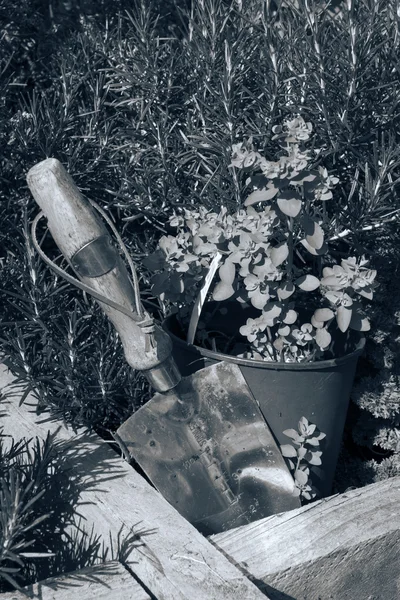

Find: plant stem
<box><xmin>287</xmin><ymin>216</ymin><xmax>294</xmax><ymax>280</ymax></box>
<box><xmin>266</xmin><ymin>326</ymin><xmax>278</xmax><ymax>361</ymax></box>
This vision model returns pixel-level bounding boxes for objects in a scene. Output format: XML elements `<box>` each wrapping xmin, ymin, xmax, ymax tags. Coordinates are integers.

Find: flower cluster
<box><xmin>144</xmin><ymin>116</ymin><xmax>377</xmax><ymax>362</ymax></box>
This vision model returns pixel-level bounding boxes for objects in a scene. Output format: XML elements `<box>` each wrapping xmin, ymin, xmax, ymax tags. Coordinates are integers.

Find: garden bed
<box><xmin>1</xmin><ymin>362</ymin><xmax>399</xmax><ymax>600</ymax></box>
<box><xmin>1</xmin><ymin>0</ymin><xmax>400</xmax><ymax>532</ymax></box>
<box><xmin>1</xmin><ymin>2</ymin><xmax>400</xmax><ymax>596</ymax></box>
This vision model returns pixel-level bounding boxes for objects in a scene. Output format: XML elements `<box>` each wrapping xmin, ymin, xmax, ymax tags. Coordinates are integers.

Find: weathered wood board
<box><xmin>212</xmin><ymin>476</ymin><xmax>400</xmax><ymax>600</ymax></box>
<box><xmin>1</xmin><ymin>561</ymin><xmax>150</xmax><ymax>600</ymax></box>
<box><xmin>0</xmin><ymin>363</ymin><xmax>267</xmax><ymax>600</ymax></box>
<box><xmin>4</xmin><ymin>357</ymin><xmax>398</xmax><ymax>600</ymax></box>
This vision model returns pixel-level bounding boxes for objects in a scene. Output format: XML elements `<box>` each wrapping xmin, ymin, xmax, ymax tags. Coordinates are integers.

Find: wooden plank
<box><xmin>212</xmin><ymin>477</ymin><xmax>400</xmax><ymax>600</ymax></box>
<box><xmin>1</xmin><ymin>561</ymin><xmax>150</xmax><ymax>600</ymax></box>
<box><xmin>0</xmin><ymin>364</ymin><xmax>267</xmax><ymax>600</ymax></box>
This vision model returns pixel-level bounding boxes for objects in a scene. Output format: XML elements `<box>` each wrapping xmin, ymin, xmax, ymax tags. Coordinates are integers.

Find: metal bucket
<box><xmin>163</xmin><ymin>304</ymin><xmax>365</xmax><ymax>497</ymax></box>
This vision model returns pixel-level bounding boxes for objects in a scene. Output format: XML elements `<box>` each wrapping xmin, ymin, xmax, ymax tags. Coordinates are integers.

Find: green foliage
<box><xmin>145</xmin><ymin>116</ymin><xmax>377</xmax><ymax>362</ymax></box>
<box><xmin>0</xmin><ymin>430</ymin><xmax>105</xmax><ymax>592</ymax></box>
<box><xmin>281</xmin><ymin>416</ymin><xmax>326</xmax><ymax>500</ymax></box>
<box><xmin>0</xmin><ymin>1</ymin><xmax>188</xmax><ymax>433</ymax></box>
<box><xmin>346</xmin><ymin>244</ymin><xmax>400</xmax><ymax>479</ymax></box>
<box><xmin>0</xmin><ymin>416</ymin><xmax>152</xmax><ymax>592</ymax></box>
<box><xmin>0</xmin><ymin>0</ymin><xmax>399</xmax><ymax>476</ymax></box>
<box><xmin>334</xmin><ymin>444</ymin><xmax>400</xmax><ymax>493</ymax></box>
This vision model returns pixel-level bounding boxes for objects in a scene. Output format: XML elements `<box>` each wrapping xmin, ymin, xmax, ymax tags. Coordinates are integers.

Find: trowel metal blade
<box><xmin>117</xmin><ymin>361</ymin><xmax>300</xmax><ymax>534</ymax></box>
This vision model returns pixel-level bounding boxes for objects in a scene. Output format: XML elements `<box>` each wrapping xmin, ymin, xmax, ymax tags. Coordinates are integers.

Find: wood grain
<box><xmin>0</xmin><ymin>364</ymin><xmax>267</xmax><ymax>600</ymax></box>
<box><xmin>1</xmin><ymin>561</ymin><xmax>150</xmax><ymax>600</ymax></box>
<box><xmin>212</xmin><ymin>476</ymin><xmax>400</xmax><ymax>599</ymax></box>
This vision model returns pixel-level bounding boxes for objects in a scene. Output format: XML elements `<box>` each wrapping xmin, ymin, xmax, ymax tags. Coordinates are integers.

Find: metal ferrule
<box><xmin>144</xmin><ymin>355</ymin><xmax>182</xmax><ymax>392</ymax></box>
<box><xmin>71</xmin><ymin>235</ymin><xmax>118</xmax><ymax>278</ymax></box>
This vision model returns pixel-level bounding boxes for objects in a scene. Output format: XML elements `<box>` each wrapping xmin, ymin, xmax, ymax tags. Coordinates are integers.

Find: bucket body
<box><xmin>163</xmin><ymin>306</ymin><xmax>365</xmax><ymax>497</ymax></box>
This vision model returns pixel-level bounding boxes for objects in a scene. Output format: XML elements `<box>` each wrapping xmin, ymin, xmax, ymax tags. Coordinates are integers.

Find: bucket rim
<box><xmin>163</xmin><ymin>314</ymin><xmax>366</xmax><ymax>371</ymax></box>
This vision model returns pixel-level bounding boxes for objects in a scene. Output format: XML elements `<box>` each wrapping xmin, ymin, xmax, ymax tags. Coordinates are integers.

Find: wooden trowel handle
<box><xmin>27</xmin><ymin>158</ymin><xmax>181</xmax><ymax>392</ymax></box>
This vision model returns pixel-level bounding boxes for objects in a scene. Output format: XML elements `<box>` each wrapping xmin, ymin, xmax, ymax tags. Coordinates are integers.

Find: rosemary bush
<box><xmin>0</xmin><ymin>411</ymin><xmax>146</xmax><ymax>591</ymax></box>
<box><xmin>0</xmin><ymin>0</ymin><xmax>399</xmax><ymax>486</ymax></box>
<box><xmin>0</xmin><ymin>427</ymin><xmax>105</xmax><ymax>592</ymax></box>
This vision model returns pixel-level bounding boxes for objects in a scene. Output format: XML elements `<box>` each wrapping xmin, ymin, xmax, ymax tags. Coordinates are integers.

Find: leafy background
<box><xmin>1</xmin><ymin>0</ymin><xmax>400</xmax><ymax>587</ymax></box>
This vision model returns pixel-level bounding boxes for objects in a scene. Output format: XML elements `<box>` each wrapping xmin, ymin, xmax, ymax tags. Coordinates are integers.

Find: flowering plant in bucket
<box><xmin>144</xmin><ymin>116</ymin><xmax>377</xmax><ymax>363</ymax></box>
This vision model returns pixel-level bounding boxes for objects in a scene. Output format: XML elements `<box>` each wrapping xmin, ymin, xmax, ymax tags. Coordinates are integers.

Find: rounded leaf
<box><xmin>315</xmin><ymin>327</ymin><xmax>332</xmax><ymax>349</ymax></box>
<box><xmin>283</xmin><ymin>309</ymin><xmax>297</xmax><ymax>324</ymax></box>
<box><xmin>322</xmin><ymin>266</ymin><xmax>334</xmax><ymax>277</ymax></box>
<box><xmin>306</xmin><ymin>222</ymin><xmax>324</xmax><ymax>250</ymax></box>
<box><xmin>320</xmin><ymin>275</ymin><xmax>342</xmax><ymax>287</ymax></box>
<box><xmin>263</xmin><ymin>303</ymin><xmax>282</xmax><ymax>319</ymax></box>
<box><xmin>359</xmin><ymin>318</ymin><xmax>371</xmax><ymax>332</ymax></box>
<box><xmin>277</xmin><ymin>197</ymin><xmax>302</xmax><ymax>217</ymax></box>
<box><xmin>336</xmin><ymin>305</ymin><xmax>352</xmax><ymax>332</ymax></box>
<box><xmin>278</xmin><ymin>325</ymin><xmax>291</xmax><ymax>337</ymax></box>
<box><xmin>298</xmin><ymin>416</ymin><xmax>309</xmax><ymax>435</ymax></box>
<box><xmin>290</xmin><ymin>171</ymin><xmax>317</xmax><ymax>184</ymax></box>
<box><xmin>294</xmin><ymin>469</ymin><xmax>309</xmax><ymax>486</ymax></box>
<box><xmin>357</xmin><ymin>288</ymin><xmax>374</xmax><ymax>300</ymax></box>
<box><xmin>311</xmin><ymin>316</ymin><xmax>324</xmax><ymax>329</ymax></box>
<box><xmin>349</xmin><ymin>312</ymin><xmax>371</xmax><ymax>332</ymax></box>
<box><xmin>313</xmin><ymin>308</ymin><xmax>335</xmax><ymax>322</ymax></box>
<box><xmin>280</xmin><ymin>444</ymin><xmax>298</xmax><ymax>458</ymax></box>
<box><xmin>300</xmin><ymin>238</ymin><xmax>328</xmax><ymax>256</ymax></box>
<box><xmin>307</xmin><ymin>451</ymin><xmax>323</xmax><ymax>466</ymax></box>
<box><xmin>273</xmin><ymin>337</ymin><xmax>285</xmax><ymax>351</ymax></box>
<box><xmin>297</xmin><ymin>446</ymin><xmax>307</xmax><ymax>460</ymax></box>
<box><xmin>277</xmin><ymin>281</ymin><xmax>295</xmax><ymax>300</ymax></box>
<box><xmin>219</xmin><ymin>259</ymin><xmax>235</xmax><ymax>286</ymax></box>
<box><xmin>306</xmin><ymin>423</ymin><xmax>317</xmax><ymax>436</ymax></box>
<box><xmin>245</xmin><ymin>185</ymin><xmax>278</xmax><ymax>206</ymax></box>
<box><xmin>169</xmin><ymin>272</ymin><xmax>185</xmax><ymax>294</ymax></box>
<box><xmin>282</xmin><ymin>428</ymin><xmax>303</xmax><ymax>443</ymax></box>
<box><xmin>271</xmin><ymin>242</ymin><xmax>289</xmax><ymax>267</ymax></box>
<box><xmin>250</xmin><ymin>289</ymin><xmax>270</xmax><ymax>310</ymax></box>
<box><xmin>212</xmin><ymin>281</ymin><xmax>235</xmax><ymax>301</ymax></box>
<box><xmin>295</xmin><ymin>274</ymin><xmax>320</xmax><ymax>291</ymax></box>
<box><xmin>307</xmin><ymin>437</ymin><xmax>321</xmax><ymax>447</ymax></box>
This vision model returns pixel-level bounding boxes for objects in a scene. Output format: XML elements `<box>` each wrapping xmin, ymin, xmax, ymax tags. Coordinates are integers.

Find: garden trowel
<box><xmin>27</xmin><ymin>159</ymin><xmax>300</xmax><ymax>534</ymax></box>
